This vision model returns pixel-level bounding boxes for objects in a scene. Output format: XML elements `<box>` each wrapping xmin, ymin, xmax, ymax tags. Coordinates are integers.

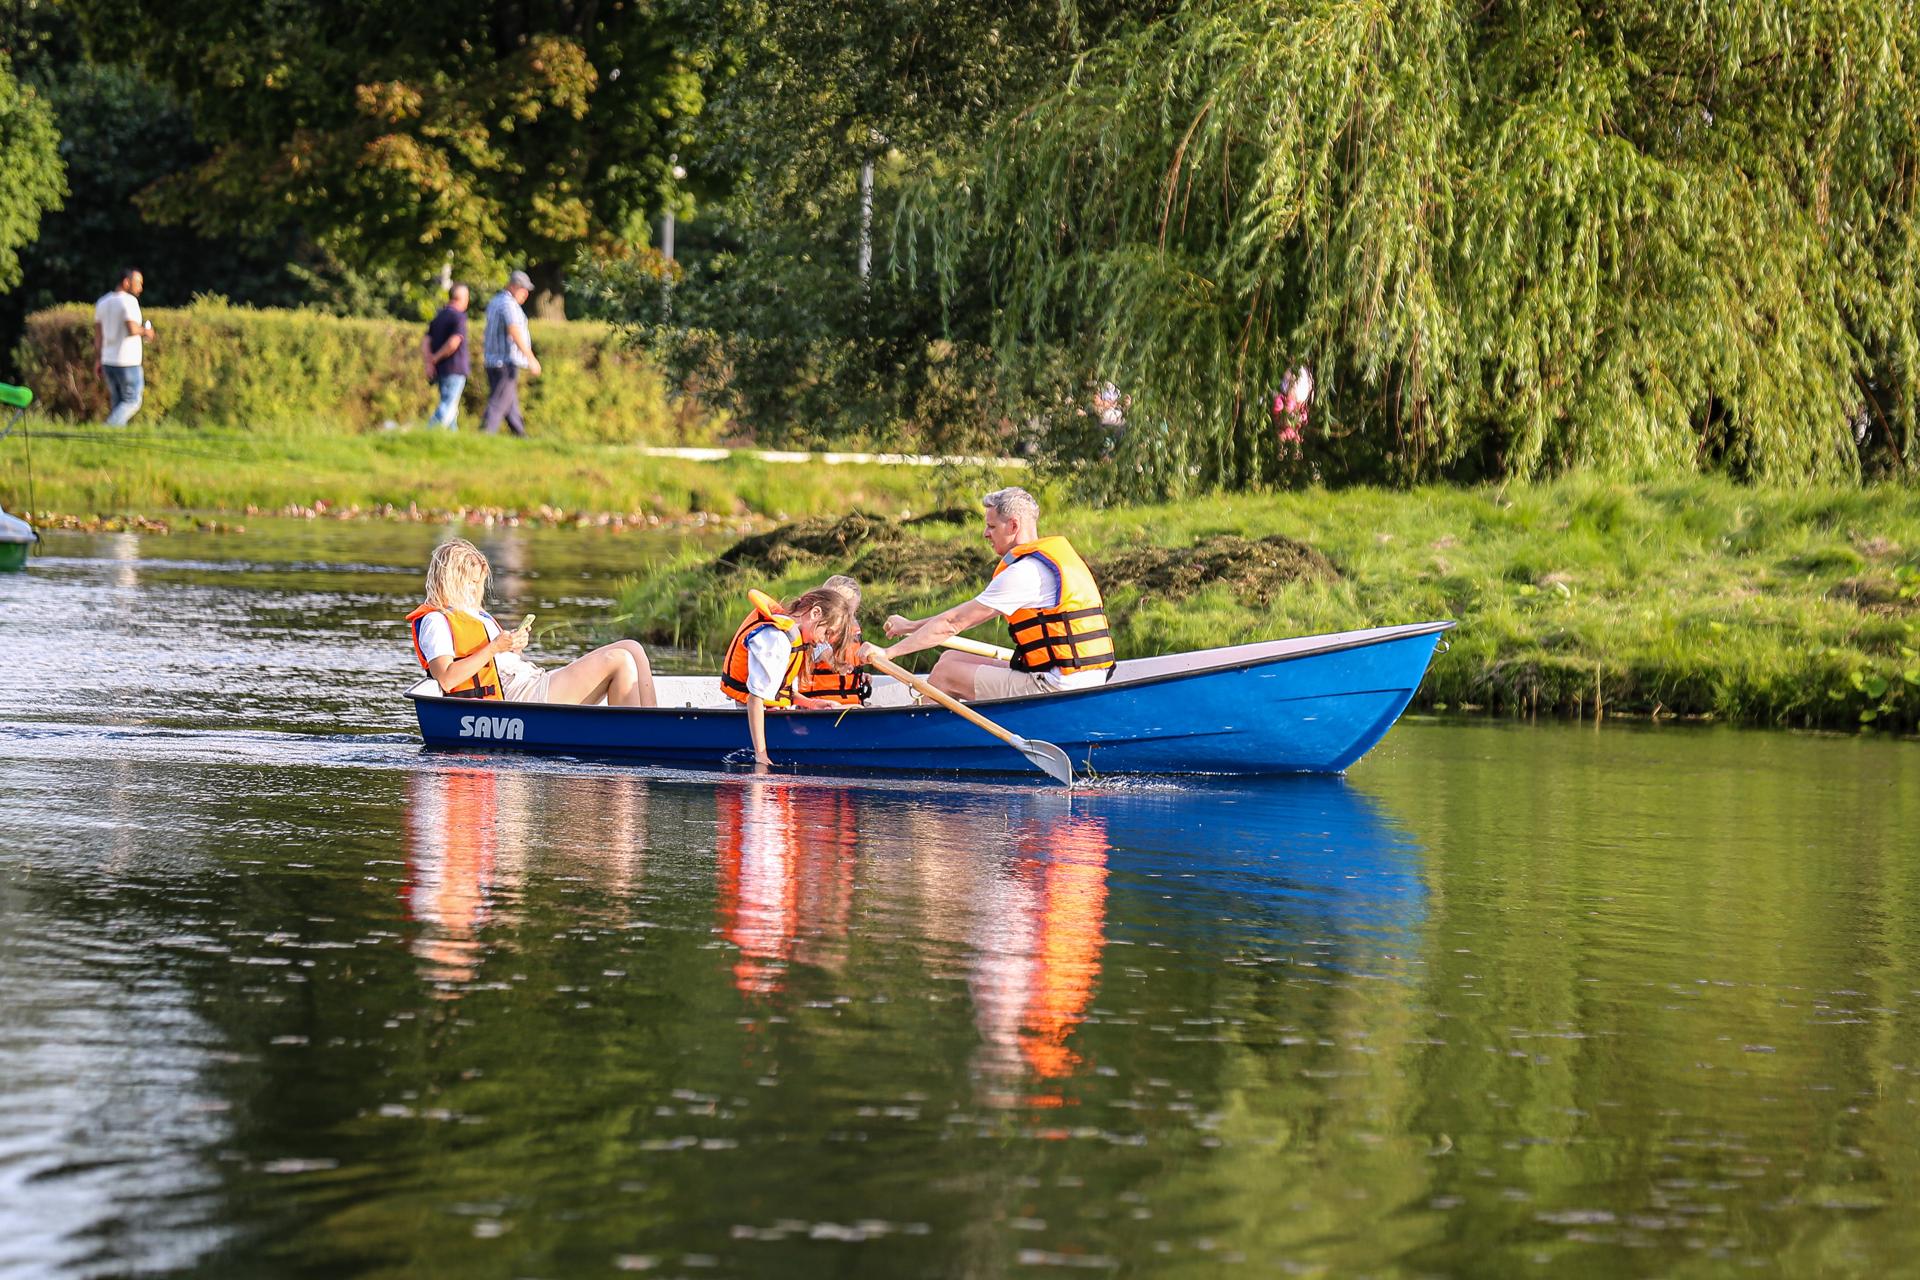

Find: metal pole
<box><xmin>858</xmin><ymin>157</ymin><xmax>874</xmax><ymax>284</ymax></box>
<box><xmin>661</xmin><ymin>154</ymin><xmax>683</xmax><ymax>321</ymax></box>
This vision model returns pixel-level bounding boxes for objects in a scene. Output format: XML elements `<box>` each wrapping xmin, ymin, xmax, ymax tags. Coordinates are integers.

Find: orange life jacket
<box><xmin>993</xmin><ymin>536</ymin><xmax>1115</xmax><ymax>675</ymax></box>
<box><xmin>406</xmin><ymin>603</ymin><xmax>503</xmax><ymax>699</ymax></box>
<box><xmin>720</xmin><ymin>598</ymin><xmax>805</xmax><ymax>707</ymax></box>
<box><xmin>800</xmin><ymin>658</ymin><xmax>871</xmax><ymax>706</ymax></box>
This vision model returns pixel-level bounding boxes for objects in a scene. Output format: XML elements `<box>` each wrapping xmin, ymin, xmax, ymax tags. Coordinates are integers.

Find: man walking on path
<box><xmin>94</xmin><ymin>267</ymin><xmax>154</xmax><ymax>427</ymax></box>
<box><xmin>422</xmin><ymin>283</ymin><xmax>471</xmax><ymax>430</ymax></box>
<box><xmin>481</xmin><ymin>270</ymin><xmax>541</xmax><ymax>437</ymax></box>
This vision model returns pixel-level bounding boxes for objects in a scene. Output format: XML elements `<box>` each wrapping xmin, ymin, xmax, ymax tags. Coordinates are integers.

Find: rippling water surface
<box><xmin>2</xmin><ymin>524</ymin><xmax>1917</xmax><ymax>1277</ymax></box>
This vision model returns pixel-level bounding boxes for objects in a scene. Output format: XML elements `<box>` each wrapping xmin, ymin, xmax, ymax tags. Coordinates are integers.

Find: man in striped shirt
<box><xmin>481</xmin><ymin>270</ymin><xmax>542</xmax><ymax>436</ymax></box>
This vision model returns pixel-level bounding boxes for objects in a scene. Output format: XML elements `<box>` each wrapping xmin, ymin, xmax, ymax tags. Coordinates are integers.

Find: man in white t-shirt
<box><xmin>93</xmin><ymin>267</ymin><xmax>155</xmax><ymax>426</ymax></box>
<box><xmin>876</xmin><ymin>487</ymin><xmax>1116</xmax><ymax>701</ymax></box>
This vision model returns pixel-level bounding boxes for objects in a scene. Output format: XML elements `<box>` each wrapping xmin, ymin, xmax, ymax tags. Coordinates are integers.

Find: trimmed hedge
<box><xmin>14</xmin><ymin>300</ymin><xmax>711</xmax><ymax>442</ymax></box>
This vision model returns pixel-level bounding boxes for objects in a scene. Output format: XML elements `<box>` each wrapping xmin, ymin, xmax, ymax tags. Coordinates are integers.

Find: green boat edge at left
<box><xmin>0</xmin><ymin>379</ymin><xmax>36</xmax><ymax>568</ymax></box>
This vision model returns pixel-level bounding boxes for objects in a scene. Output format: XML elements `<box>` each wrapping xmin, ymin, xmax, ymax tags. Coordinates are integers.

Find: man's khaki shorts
<box><xmin>970</xmin><ymin>664</ymin><xmax>1054</xmax><ymax>701</ymax></box>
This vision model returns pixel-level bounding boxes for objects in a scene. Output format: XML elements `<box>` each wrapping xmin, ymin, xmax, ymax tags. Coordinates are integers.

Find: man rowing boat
<box><xmin>876</xmin><ymin>487</ymin><xmax>1114</xmax><ymax>700</ymax></box>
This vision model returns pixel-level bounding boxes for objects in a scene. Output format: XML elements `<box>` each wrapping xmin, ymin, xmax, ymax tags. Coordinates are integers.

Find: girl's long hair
<box><xmin>786</xmin><ymin>587</ymin><xmax>859</xmax><ymax>669</ymax></box>
<box><xmin>424</xmin><ymin>538</ymin><xmax>491</xmax><ymax>610</ymax></box>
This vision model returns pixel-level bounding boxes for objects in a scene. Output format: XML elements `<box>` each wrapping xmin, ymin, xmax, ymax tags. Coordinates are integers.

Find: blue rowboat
<box><xmin>407</xmin><ymin>620</ymin><xmax>1454</xmax><ymax>778</ymax></box>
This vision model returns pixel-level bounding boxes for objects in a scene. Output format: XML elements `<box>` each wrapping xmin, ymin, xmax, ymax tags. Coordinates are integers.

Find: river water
<box><xmin>2</xmin><ymin>523</ymin><xmax>1916</xmax><ymax>1278</ymax></box>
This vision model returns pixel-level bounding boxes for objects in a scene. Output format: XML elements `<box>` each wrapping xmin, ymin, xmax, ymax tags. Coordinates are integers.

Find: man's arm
<box><xmin>124</xmin><ymin>299</ymin><xmax>152</xmax><ymax>342</ymax></box>
<box><xmin>881</xmin><ymin>598</ymin><xmax>998</xmax><ymax>661</ymax></box>
<box><xmin>509</xmin><ymin>322</ymin><xmax>539</xmax><ymax>371</ymax></box>
<box><xmin>427</xmin><ymin>332</ymin><xmax>464</xmax><ymax>362</ymax></box>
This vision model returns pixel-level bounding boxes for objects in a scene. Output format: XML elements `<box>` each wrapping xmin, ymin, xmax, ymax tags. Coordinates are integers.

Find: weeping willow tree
<box><xmin>926</xmin><ymin>0</ymin><xmax>1920</xmax><ymax>490</ymax></box>
<box><xmin>584</xmin><ymin>0</ymin><xmax>1157</xmax><ymax>452</ymax></box>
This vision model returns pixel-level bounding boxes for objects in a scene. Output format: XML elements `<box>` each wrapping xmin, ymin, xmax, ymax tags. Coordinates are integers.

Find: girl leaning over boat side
<box><xmin>720</xmin><ymin>586</ymin><xmax>859</xmax><ymax>766</ymax></box>
<box><xmin>797</xmin><ymin>574</ymin><xmax>872</xmax><ymax>707</ymax></box>
<box><xmin>406</xmin><ymin>538</ymin><xmax>658</xmax><ymax>707</ymax></box>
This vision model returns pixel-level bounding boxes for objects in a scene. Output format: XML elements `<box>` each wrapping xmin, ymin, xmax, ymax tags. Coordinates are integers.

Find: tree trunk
<box><xmin>528</xmin><ymin>261</ymin><xmax>567</xmax><ymax>321</ymax></box>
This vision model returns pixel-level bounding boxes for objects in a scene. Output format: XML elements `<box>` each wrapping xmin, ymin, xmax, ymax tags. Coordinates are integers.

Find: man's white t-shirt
<box><xmin>95</xmin><ymin>291</ymin><xmax>144</xmax><ymax>367</ymax></box>
<box><xmin>744</xmin><ymin>624</ymin><xmax>800</xmax><ymax>701</ymax></box>
<box><xmin>971</xmin><ymin>557</ymin><xmax>1110</xmax><ymax>691</ymax></box>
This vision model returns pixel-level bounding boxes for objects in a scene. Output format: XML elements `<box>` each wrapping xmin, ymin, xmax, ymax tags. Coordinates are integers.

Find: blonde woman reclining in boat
<box><xmin>406</xmin><ymin>537</ymin><xmax>658</xmax><ymax>706</ymax></box>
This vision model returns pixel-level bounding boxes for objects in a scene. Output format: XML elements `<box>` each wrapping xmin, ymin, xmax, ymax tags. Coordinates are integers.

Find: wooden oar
<box><xmin>939</xmin><ymin>635</ymin><xmax>1015</xmax><ymax>661</ymax></box>
<box><xmin>864</xmin><ymin>651</ymin><xmax>1073</xmax><ymax>787</ymax></box>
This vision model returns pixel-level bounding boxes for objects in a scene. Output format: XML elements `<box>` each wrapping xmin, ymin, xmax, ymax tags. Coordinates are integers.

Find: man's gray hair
<box><xmin>982</xmin><ymin>487</ymin><xmax>1040</xmax><ymax>527</ymax></box>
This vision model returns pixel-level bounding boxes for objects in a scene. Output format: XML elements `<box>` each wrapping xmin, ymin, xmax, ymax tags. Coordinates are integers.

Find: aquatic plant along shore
<box><xmin>616</xmin><ymin>477</ymin><xmax>1920</xmax><ymax>731</ymax></box>
<box><xmin>0</xmin><ymin>423</ymin><xmax>1004</xmax><ymax>523</ymax></box>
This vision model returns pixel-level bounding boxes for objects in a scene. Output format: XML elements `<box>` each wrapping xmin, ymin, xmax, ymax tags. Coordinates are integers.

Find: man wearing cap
<box><xmin>481</xmin><ymin>270</ymin><xmax>542</xmax><ymax>437</ymax></box>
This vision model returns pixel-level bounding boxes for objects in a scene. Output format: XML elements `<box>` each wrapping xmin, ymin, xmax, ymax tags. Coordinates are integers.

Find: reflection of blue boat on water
<box><xmin>410</xmin><ymin>622</ymin><xmax>1454</xmax><ymax>778</ymax></box>
<box><xmin>1084</xmin><ymin>776</ymin><xmax>1426</xmax><ymax>942</ymax></box>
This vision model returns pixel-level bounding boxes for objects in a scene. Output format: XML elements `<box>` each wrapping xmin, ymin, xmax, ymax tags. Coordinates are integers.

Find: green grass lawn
<box><xmin>0</xmin><ymin>420</ymin><xmax>1007</xmax><ymax>521</ymax></box>
<box><xmin>617</xmin><ymin>476</ymin><xmax>1920</xmax><ymax>731</ymax></box>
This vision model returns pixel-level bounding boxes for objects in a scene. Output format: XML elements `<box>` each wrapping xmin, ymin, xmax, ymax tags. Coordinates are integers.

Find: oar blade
<box><xmin>1015</xmin><ymin>737</ymin><xmax>1075</xmax><ymax>787</ymax></box>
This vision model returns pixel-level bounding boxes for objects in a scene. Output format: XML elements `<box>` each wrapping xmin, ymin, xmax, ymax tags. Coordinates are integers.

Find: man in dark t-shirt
<box><xmin>422</xmin><ymin>283</ymin><xmax>472</xmax><ymax>430</ymax></box>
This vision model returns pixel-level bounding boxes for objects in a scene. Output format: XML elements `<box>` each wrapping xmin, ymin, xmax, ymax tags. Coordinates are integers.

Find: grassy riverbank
<box><xmin>0</xmin><ymin>421</ymin><xmax>1001</xmax><ymax>522</ymax></box>
<box><xmin>616</xmin><ymin>477</ymin><xmax>1920</xmax><ymax>731</ymax></box>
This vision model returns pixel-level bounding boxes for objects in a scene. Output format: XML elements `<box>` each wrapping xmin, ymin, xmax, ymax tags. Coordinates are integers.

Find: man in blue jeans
<box><xmin>481</xmin><ymin>270</ymin><xmax>541</xmax><ymax>437</ymax></box>
<box><xmin>421</xmin><ymin>282</ymin><xmax>471</xmax><ymax>429</ymax></box>
<box><xmin>93</xmin><ymin>267</ymin><xmax>155</xmax><ymax>426</ymax></box>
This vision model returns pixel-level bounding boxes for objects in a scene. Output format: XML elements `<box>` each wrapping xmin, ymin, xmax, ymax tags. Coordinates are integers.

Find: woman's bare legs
<box><xmin>546</xmin><ymin>640</ymin><xmax>657</xmax><ymax>707</ymax></box>
<box><xmin>607</xmin><ymin>640</ymin><xmax>656</xmax><ymax>706</ymax></box>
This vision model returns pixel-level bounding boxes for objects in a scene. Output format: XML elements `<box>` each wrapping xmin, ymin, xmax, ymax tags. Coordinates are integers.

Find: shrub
<box><xmin>13</xmin><ymin>298</ymin><xmax>716</xmax><ymax>442</ymax></box>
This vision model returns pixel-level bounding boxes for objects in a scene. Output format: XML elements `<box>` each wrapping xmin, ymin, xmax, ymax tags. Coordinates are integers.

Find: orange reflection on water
<box><xmin>714</xmin><ymin>782</ymin><xmax>858</xmax><ymax>996</ymax></box>
<box><xmin>404</xmin><ymin>767</ymin><xmax>521</xmax><ymax>995</ymax></box>
<box><xmin>539</xmin><ymin>773</ymin><xmax>649</xmax><ymax>912</ymax></box>
<box><xmin>963</xmin><ymin>813</ymin><xmax>1110</xmax><ymax>1103</ymax></box>
<box><xmin>1015</xmin><ymin>814</ymin><xmax>1109</xmax><ymax>1083</ymax></box>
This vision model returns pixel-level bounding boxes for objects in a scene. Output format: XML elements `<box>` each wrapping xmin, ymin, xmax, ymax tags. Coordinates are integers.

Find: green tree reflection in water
<box><xmin>5</xmin><ymin>721</ymin><xmax>1918</xmax><ymax>1276</ymax></box>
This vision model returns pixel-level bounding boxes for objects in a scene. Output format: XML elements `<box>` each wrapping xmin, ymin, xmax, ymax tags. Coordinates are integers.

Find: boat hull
<box><xmin>409</xmin><ymin>621</ymin><xmax>1453</xmax><ymax>778</ymax></box>
<box><xmin>0</xmin><ymin>539</ymin><xmax>29</xmax><ymax>572</ymax></box>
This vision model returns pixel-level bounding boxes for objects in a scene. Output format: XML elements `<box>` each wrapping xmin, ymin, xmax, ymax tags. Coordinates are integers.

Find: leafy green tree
<box><xmin>0</xmin><ymin>51</ymin><xmax>64</xmax><ymax>297</ymax></box>
<box><xmin>2</xmin><ymin>62</ymin><xmax>313</xmax><ymax>335</ymax></box>
<box><xmin>591</xmin><ymin>0</ymin><xmax>1156</xmax><ymax>450</ymax></box>
<box><xmin>935</xmin><ymin>0</ymin><xmax>1920</xmax><ymax>490</ymax></box>
<box><xmin>0</xmin><ymin>0</ymin><xmax>400</xmax><ymax>363</ymax></box>
<box><xmin>69</xmin><ymin>0</ymin><xmax>707</xmax><ymax>317</ymax></box>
